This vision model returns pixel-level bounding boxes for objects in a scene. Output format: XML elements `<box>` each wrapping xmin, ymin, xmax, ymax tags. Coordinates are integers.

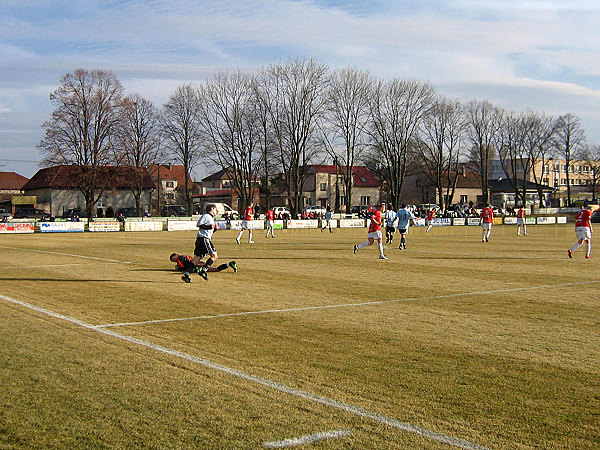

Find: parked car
<box><xmin>202</xmin><ymin>202</ymin><xmax>238</xmax><ymax>218</ymax></box>
<box><xmin>14</xmin><ymin>207</ymin><xmax>53</xmax><ymax>220</ymax></box>
<box><xmin>161</xmin><ymin>205</ymin><xmax>189</xmax><ymax>217</ymax></box>
<box><xmin>117</xmin><ymin>207</ymin><xmax>148</xmax><ymax>218</ymax></box>
<box><xmin>0</xmin><ymin>208</ymin><xmax>12</xmax><ymax>220</ymax></box>
<box><xmin>272</xmin><ymin>206</ymin><xmax>291</xmax><ymax>219</ymax></box>
<box><xmin>301</xmin><ymin>205</ymin><xmax>327</xmax><ymax>218</ymax></box>
<box><xmin>62</xmin><ymin>208</ymin><xmax>88</xmax><ymax>219</ymax></box>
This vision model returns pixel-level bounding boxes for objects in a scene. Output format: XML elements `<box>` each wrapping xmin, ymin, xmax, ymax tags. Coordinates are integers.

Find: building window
<box><xmin>562</xmin><ymin>165</ymin><xmax>567</xmax><ymax>173</ymax></box>
<box><xmin>165</xmin><ymin>181</ymin><xmax>175</xmax><ymax>188</ymax></box>
<box><xmin>320</xmin><ymin>183</ymin><xmax>327</xmax><ymax>191</ymax></box>
<box><xmin>543</xmin><ymin>165</ymin><xmax>549</xmax><ymax>175</ymax></box>
<box><xmin>561</xmin><ymin>178</ymin><xmax>566</xmax><ymax>186</ymax></box>
<box><xmin>304</xmin><ymin>198</ymin><xmax>312</xmax><ymax>206</ymax></box>
<box><xmin>554</xmin><ymin>163</ymin><xmax>559</xmax><ymax>172</ymax></box>
<box><xmin>360</xmin><ymin>196</ymin><xmax>370</xmax><ymax>206</ymax></box>
<box><xmin>542</xmin><ymin>178</ymin><xmax>549</xmax><ymax>185</ymax></box>
<box><xmin>339</xmin><ymin>196</ymin><xmax>346</xmax><ymax>206</ymax></box>
<box><xmin>569</xmin><ymin>166</ymin><xmax>574</xmax><ymax>173</ymax></box>
<box><xmin>577</xmin><ymin>166</ymin><xmax>582</xmax><ymax>173</ymax></box>
<box><xmin>166</xmin><ymin>193</ymin><xmax>175</xmax><ymax>200</ymax></box>
<box><xmin>460</xmin><ymin>195</ymin><xmax>468</xmax><ymax>203</ymax></box>
<box><xmin>570</xmin><ymin>179</ymin><xmax>575</xmax><ymax>185</ymax></box>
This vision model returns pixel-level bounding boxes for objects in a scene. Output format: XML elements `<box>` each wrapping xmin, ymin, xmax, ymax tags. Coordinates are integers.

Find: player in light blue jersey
<box><xmin>383</xmin><ymin>203</ymin><xmax>398</xmax><ymax>244</ymax></box>
<box><xmin>395</xmin><ymin>204</ymin><xmax>415</xmax><ymax>250</ymax></box>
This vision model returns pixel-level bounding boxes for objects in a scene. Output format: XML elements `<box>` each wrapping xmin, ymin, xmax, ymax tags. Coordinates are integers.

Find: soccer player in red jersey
<box><xmin>425</xmin><ymin>208</ymin><xmax>436</xmax><ymax>233</ymax></box>
<box><xmin>265</xmin><ymin>208</ymin><xmax>275</xmax><ymax>238</ymax></box>
<box><xmin>170</xmin><ymin>253</ymin><xmax>237</xmax><ymax>283</ymax></box>
<box><xmin>236</xmin><ymin>202</ymin><xmax>255</xmax><ymax>244</ymax></box>
<box><xmin>353</xmin><ymin>204</ymin><xmax>387</xmax><ymax>259</ymax></box>
<box><xmin>516</xmin><ymin>205</ymin><xmax>528</xmax><ymax>236</ymax></box>
<box><xmin>568</xmin><ymin>205</ymin><xmax>594</xmax><ymax>259</ymax></box>
<box><xmin>480</xmin><ymin>204</ymin><xmax>494</xmax><ymax>242</ymax></box>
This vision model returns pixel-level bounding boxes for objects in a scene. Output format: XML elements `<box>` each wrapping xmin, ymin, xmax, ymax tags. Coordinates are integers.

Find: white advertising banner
<box><xmin>215</xmin><ymin>221</ymin><xmax>227</xmax><ymax>230</ymax></box>
<box><xmin>319</xmin><ymin>219</ymin><xmax>338</xmax><ymax>229</ymax></box>
<box><xmin>525</xmin><ymin>217</ymin><xmax>536</xmax><ymax>225</ymax></box>
<box><xmin>39</xmin><ymin>221</ymin><xmax>85</xmax><ymax>233</ymax></box>
<box><xmin>504</xmin><ymin>217</ymin><xmax>517</xmax><ymax>225</ymax></box>
<box><xmin>88</xmin><ymin>221</ymin><xmax>120</xmax><ymax>232</ymax></box>
<box><xmin>452</xmin><ymin>218</ymin><xmax>466</xmax><ymax>226</ymax></box>
<box><xmin>467</xmin><ymin>217</ymin><xmax>481</xmax><ymax>226</ymax></box>
<box><xmin>0</xmin><ymin>223</ymin><xmax>35</xmax><ymax>234</ymax></box>
<box><xmin>229</xmin><ymin>219</ymin><xmax>263</xmax><ymax>230</ymax></box>
<box><xmin>557</xmin><ymin>216</ymin><xmax>568</xmax><ymax>224</ymax></box>
<box><xmin>339</xmin><ymin>218</ymin><xmax>365</xmax><ymax>228</ymax></box>
<box><xmin>432</xmin><ymin>218</ymin><xmax>452</xmax><ymax>226</ymax></box>
<box><xmin>536</xmin><ymin>216</ymin><xmax>556</xmax><ymax>224</ymax></box>
<box><xmin>286</xmin><ymin>219</ymin><xmax>319</xmax><ymax>229</ymax></box>
<box><xmin>229</xmin><ymin>220</ymin><xmax>243</xmax><ymax>230</ymax></box>
<box><xmin>273</xmin><ymin>220</ymin><xmax>284</xmax><ymax>229</ymax></box>
<box><xmin>413</xmin><ymin>218</ymin><xmax>426</xmax><ymax>227</ymax></box>
<box><xmin>124</xmin><ymin>221</ymin><xmax>163</xmax><ymax>232</ymax></box>
<box><xmin>167</xmin><ymin>220</ymin><xmax>197</xmax><ymax>231</ymax></box>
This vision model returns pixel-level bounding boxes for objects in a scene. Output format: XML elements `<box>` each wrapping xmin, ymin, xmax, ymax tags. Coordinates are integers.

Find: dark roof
<box><xmin>309</xmin><ymin>165</ymin><xmax>382</xmax><ymax>188</ymax></box>
<box><xmin>441</xmin><ymin>171</ymin><xmax>481</xmax><ymax>189</ymax></box>
<box><xmin>0</xmin><ymin>171</ymin><xmax>29</xmax><ymax>190</ymax></box>
<box><xmin>489</xmin><ymin>178</ymin><xmax>553</xmax><ymax>193</ymax></box>
<box><xmin>23</xmin><ymin>165</ymin><xmax>155</xmax><ymax>190</ymax></box>
<box><xmin>202</xmin><ymin>167</ymin><xmax>233</xmax><ymax>182</ymax></box>
<box><xmin>192</xmin><ymin>189</ymin><xmax>232</xmax><ymax>198</ymax></box>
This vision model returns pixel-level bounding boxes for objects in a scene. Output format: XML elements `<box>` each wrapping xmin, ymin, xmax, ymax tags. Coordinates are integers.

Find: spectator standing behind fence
<box><xmin>568</xmin><ymin>205</ymin><xmax>593</xmax><ymax>259</ymax></box>
<box><xmin>236</xmin><ymin>202</ymin><xmax>254</xmax><ymax>244</ymax></box>
<box><xmin>516</xmin><ymin>205</ymin><xmax>528</xmax><ymax>236</ymax></box>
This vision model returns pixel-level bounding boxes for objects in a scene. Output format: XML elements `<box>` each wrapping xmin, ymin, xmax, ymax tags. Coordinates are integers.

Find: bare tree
<box><xmin>554</xmin><ymin>113</ymin><xmax>586</xmax><ymax>206</ymax></box>
<box><xmin>466</xmin><ymin>100</ymin><xmax>503</xmax><ymax>205</ymax></box>
<box><xmin>258</xmin><ymin>59</ymin><xmax>329</xmax><ymax>217</ymax></box>
<box><xmin>38</xmin><ymin>69</ymin><xmax>124</xmax><ymax>218</ymax></box>
<box><xmin>581</xmin><ymin>144</ymin><xmax>600</xmax><ymax>203</ymax></box>
<box><xmin>119</xmin><ymin>94</ymin><xmax>162</xmax><ymax>215</ymax></box>
<box><xmin>522</xmin><ymin>112</ymin><xmax>556</xmax><ymax>207</ymax></box>
<box><xmin>198</xmin><ymin>71</ymin><xmax>262</xmax><ymax>211</ymax></box>
<box><xmin>365</xmin><ymin>78</ymin><xmax>436</xmax><ymax>208</ymax></box>
<box><xmin>161</xmin><ymin>84</ymin><xmax>203</xmax><ymax>212</ymax></box>
<box><xmin>320</xmin><ymin>67</ymin><xmax>373</xmax><ymax>213</ymax></box>
<box><xmin>417</xmin><ymin>97</ymin><xmax>467</xmax><ymax>211</ymax></box>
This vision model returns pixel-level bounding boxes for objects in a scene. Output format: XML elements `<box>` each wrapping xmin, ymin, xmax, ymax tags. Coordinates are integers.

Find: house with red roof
<box><xmin>22</xmin><ymin>165</ymin><xmax>155</xmax><ymax>217</ymax></box>
<box><xmin>193</xmin><ymin>167</ymin><xmax>260</xmax><ymax>213</ymax></box>
<box><xmin>147</xmin><ymin>164</ymin><xmax>194</xmax><ymax>209</ymax></box>
<box><xmin>0</xmin><ymin>171</ymin><xmax>30</xmax><ymax>213</ymax></box>
<box><xmin>302</xmin><ymin>165</ymin><xmax>382</xmax><ymax>210</ymax></box>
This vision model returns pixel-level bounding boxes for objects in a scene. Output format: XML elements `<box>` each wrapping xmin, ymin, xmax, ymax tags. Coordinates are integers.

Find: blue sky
<box><xmin>1</xmin><ymin>0</ymin><xmax>600</xmax><ymax>178</ymax></box>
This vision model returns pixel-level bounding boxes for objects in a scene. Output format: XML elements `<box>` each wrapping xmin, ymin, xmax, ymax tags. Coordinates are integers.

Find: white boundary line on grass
<box><xmin>1</xmin><ymin>263</ymin><xmax>90</xmax><ymax>269</ymax></box>
<box><xmin>0</xmin><ymin>292</ymin><xmax>487</xmax><ymax>450</ymax></box>
<box><xmin>96</xmin><ymin>279</ymin><xmax>600</xmax><ymax>329</ymax></box>
<box><xmin>0</xmin><ymin>245</ymin><xmax>132</xmax><ymax>264</ymax></box>
<box><xmin>263</xmin><ymin>429</ymin><xmax>351</xmax><ymax>448</ymax></box>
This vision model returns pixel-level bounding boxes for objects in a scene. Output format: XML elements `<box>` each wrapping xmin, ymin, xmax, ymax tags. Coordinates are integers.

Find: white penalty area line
<box><xmin>97</xmin><ymin>279</ymin><xmax>600</xmax><ymax>329</ymax></box>
<box><xmin>263</xmin><ymin>429</ymin><xmax>351</xmax><ymax>448</ymax></box>
<box><xmin>1</xmin><ymin>263</ymin><xmax>90</xmax><ymax>269</ymax></box>
<box><xmin>0</xmin><ymin>293</ymin><xmax>487</xmax><ymax>450</ymax></box>
<box><xmin>0</xmin><ymin>245</ymin><xmax>132</xmax><ymax>264</ymax></box>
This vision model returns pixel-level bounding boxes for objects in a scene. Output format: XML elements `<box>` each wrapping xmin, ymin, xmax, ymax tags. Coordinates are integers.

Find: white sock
<box><xmin>358</xmin><ymin>241</ymin><xmax>369</xmax><ymax>250</ymax></box>
<box><xmin>586</xmin><ymin>242</ymin><xmax>591</xmax><ymax>257</ymax></box>
<box><xmin>571</xmin><ymin>243</ymin><xmax>581</xmax><ymax>252</ymax></box>
<box><xmin>378</xmin><ymin>242</ymin><xmax>384</xmax><ymax>257</ymax></box>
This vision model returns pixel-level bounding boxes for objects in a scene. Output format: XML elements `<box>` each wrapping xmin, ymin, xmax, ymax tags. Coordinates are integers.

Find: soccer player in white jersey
<box><xmin>383</xmin><ymin>203</ymin><xmax>397</xmax><ymax>244</ymax></box>
<box><xmin>395</xmin><ymin>204</ymin><xmax>415</xmax><ymax>250</ymax></box>
<box><xmin>192</xmin><ymin>204</ymin><xmax>219</xmax><ymax>280</ymax></box>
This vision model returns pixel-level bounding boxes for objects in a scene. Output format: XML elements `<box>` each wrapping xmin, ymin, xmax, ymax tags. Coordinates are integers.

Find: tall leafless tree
<box><xmin>521</xmin><ymin>112</ymin><xmax>556</xmax><ymax>207</ymax></box>
<box><xmin>554</xmin><ymin>113</ymin><xmax>586</xmax><ymax>206</ymax></box>
<box><xmin>365</xmin><ymin>78</ymin><xmax>436</xmax><ymax>209</ymax></box>
<box><xmin>581</xmin><ymin>144</ymin><xmax>600</xmax><ymax>203</ymax></box>
<box><xmin>119</xmin><ymin>94</ymin><xmax>162</xmax><ymax>215</ymax></box>
<box><xmin>258</xmin><ymin>59</ymin><xmax>329</xmax><ymax>217</ymax></box>
<box><xmin>38</xmin><ymin>69</ymin><xmax>124</xmax><ymax>218</ymax></box>
<box><xmin>466</xmin><ymin>100</ymin><xmax>503</xmax><ymax>205</ymax></box>
<box><xmin>198</xmin><ymin>71</ymin><xmax>262</xmax><ymax>211</ymax></box>
<box><xmin>161</xmin><ymin>84</ymin><xmax>203</xmax><ymax>212</ymax></box>
<box><xmin>417</xmin><ymin>97</ymin><xmax>467</xmax><ymax>211</ymax></box>
<box><xmin>320</xmin><ymin>67</ymin><xmax>373</xmax><ymax>213</ymax></box>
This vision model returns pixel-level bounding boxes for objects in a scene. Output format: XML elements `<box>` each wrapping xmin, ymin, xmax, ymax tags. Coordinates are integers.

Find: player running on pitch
<box><xmin>480</xmin><ymin>204</ymin><xmax>494</xmax><ymax>242</ymax></box>
<box><xmin>425</xmin><ymin>208</ymin><xmax>436</xmax><ymax>233</ymax></box>
<box><xmin>516</xmin><ymin>204</ymin><xmax>528</xmax><ymax>236</ymax></box>
<box><xmin>170</xmin><ymin>253</ymin><xmax>237</xmax><ymax>283</ymax></box>
<box><xmin>568</xmin><ymin>205</ymin><xmax>594</xmax><ymax>259</ymax></box>
<box><xmin>236</xmin><ymin>202</ymin><xmax>254</xmax><ymax>244</ymax></box>
<box><xmin>395</xmin><ymin>204</ymin><xmax>416</xmax><ymax>250</ymax></box>
<box><xmin>353</xmin><ymin>204</ymin><xmax>387</xmax><ymax>259</ymax></box>
<box><xmin>383</xmin><ymin>203</ymin><xmax>397</xmax><ymax>244</ymax></box>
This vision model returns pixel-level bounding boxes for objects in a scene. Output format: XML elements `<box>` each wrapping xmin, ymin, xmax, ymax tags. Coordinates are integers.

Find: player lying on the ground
<box><xmin>170</xmin><ymin>253</ymin><xmax>237</xmax><ymax>283</ymax></box>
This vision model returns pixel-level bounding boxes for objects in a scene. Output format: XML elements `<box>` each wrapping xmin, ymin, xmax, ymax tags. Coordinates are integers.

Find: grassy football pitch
<box><xmin>0</xmin><ymin>224</ymin><xmax>598</xmax><ymax>449</ymax></box>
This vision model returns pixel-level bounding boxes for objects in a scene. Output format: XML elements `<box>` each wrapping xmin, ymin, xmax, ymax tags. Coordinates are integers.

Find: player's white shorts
<box><xmin>576</xmin><ymin>226</ymin><xmax>591</xmax><ymax>240</ymax></box>
<box><xmin>368</xmin><ymin>230</ymin><xmax>383</xmax><ymax>240</ymax></box>
<box><xmin>266</xmin><ymin>220</ymin><xmax>273</xmax><ymax>228</ymax></box>
<box><xmin>241</xmin><ymin>220</ymin><xmax>252</xmax><ymax>230</ymax></box>
<box><xmin>482</xmin><ymin>222</ymin><xmax>492</xmax><ymax>231</ymax></box>
<box><xmin>516</xmin><ymin>218</ymin><xmax>524</xmax><ymax>226</ymax></box>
